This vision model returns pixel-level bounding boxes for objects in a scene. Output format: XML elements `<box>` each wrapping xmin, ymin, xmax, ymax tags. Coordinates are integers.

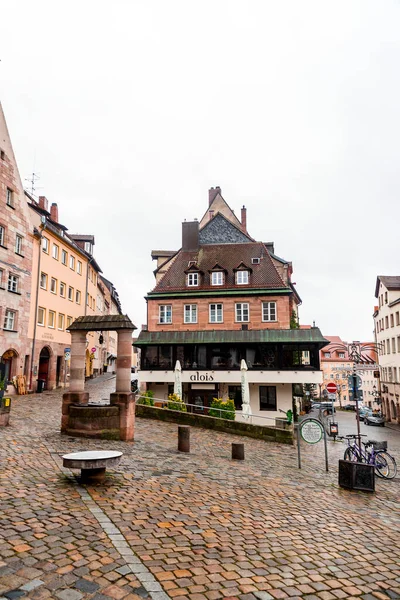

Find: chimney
<box><xmin>50</xmin><ymin>203</ymin><xmax>58</xmax><ymax>223</ymax></box>
<box><xmin>208</xmin><ymin>186</ymin><xmax>221</xmax><ymax>206</ymax></box>
<box><xmin>182</xmin><ymin>220</ymin><xmax>199</xmax><ymax>252</ymax></box>
<box><xmin>38</xmin><ymin>196</ymin><xmax>48</xmax><ymax>211</ymax></box>
<box><xmin>241</xmin><ymin>205</ymin><xmax>247</xmax><ymax>232</ymax></box>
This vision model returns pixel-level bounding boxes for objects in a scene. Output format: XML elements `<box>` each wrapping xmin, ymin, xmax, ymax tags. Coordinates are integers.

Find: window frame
<box><xmin>187</xmin><ymin>272</ymin><xmax>199</xmax><ymax>287</ymax></box>
<box><xmin>42</xmin><ymin>237</ymin><xmax>49</xmax><ymax>254</ymax></box>
<box><xmin>40</xmin><ymin>272</ymin><xmax>48</xmax><ymax>290</ymax></box>
<box><xmin>15</xmin><ymin>234</ymin><xmax>23</xmax><ymax>255</ymax></box>
<box><xmin>236</xmin><ymin>270</ymin><xmax>249</xmax><ymax>285</ymax></box>
<box><xmin>7</xmin><ymin>273</ymin><xmax>19</xmax><ymax>293</ymax></box>
<box><xmin>52</xmin><ymin>244</ymin><xmax>59</xmax><ymax>260</ymax></box>
<box><xmin>50</xmin><ymin>277</ymin><xmax>57</xmax><ymax>294</ymax></box>
<box><xmin>76</xmin><ymin>290</ymin><xmax>81</xmax><ymax>304</ymax></box>
<box><xmin>184</xmin><ymin>304</ymin><xmax>198</xmax><ymax>323</ymax></box>
<box><xmin>211</xmin><ymin>271</ymin><xmax>224</xmax><ymax>286</ymax></box>
<box><xmin>48</xmin><ymin>310</ymin><xmax>56</xmax><ymax>329</ymax></box>
<box><xmin>77</xmin><ymin>260</ymin><xmax>82</xmax><ymax>275</ymax></box>
<box><xmin>4</xmin><ymin>309</ymin><xmax>16</xmax><ymax>330</ymax></box>
<box><xmin>61</xmin><ymin>249</ymin><xmax>67</xmax><ymax>265</ymax></box>
<box><xmin>259</xmin><ymin>386</ymin><xmax>277</xmax><ymax>411</ymax></box>
<box><xmin>58</xmin><ymin>313</ymin><xmax>65</xmax><ymax>331</ymax></box>
<box><xmin>0</xmin><ymin>224</ymin><xmax>5</xmax><ymax>247</ymax></box>
<box><xmin>209</xmin><ymin>303</ymin><xmax>223</xmax><ymax>323</ymax></box>
<box><xmin>66</xmin><ymin>316</ymin><xmax>73</xmax><ymax>328</ymax></box>
<box><xmin>159</xmin><ymin>304</ymin><xmax>172</xmax><ymax>324</ymax></box>
<box><xmin>68</xmin><ymin>286</ymin><xmax>74</xmax><ymax>302</ymax></box>
<box><xmin>6</xmin><ymin>188</ymin><xmax>14</xmax><ymax>207</ymax></box>
<box><xmin>262</xmin><ymin>301</ymin><xmax>277</xmax><ymax>322</ymax></box>
<box><xmin>235</xmin><ymin>302</ymin><xmax>249</xmax><ymax>322</ymax></box>
<box><xmin>37</xmin><ymin>307</ymin><xmax>45</xmax><ymax>326</ymax></box>
<box><xmin>69</xmin><ymin>255</ymin><xmax>75</xmax><ymax>270</ymax></box>
<box><xmin>60</xmin><ymin>282</ymin><xmax>66</xmax><ymax>297</ymax></box>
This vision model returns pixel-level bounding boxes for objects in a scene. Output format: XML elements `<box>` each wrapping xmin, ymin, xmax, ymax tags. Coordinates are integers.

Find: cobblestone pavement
<box><xmin>0</xmin><ymin>376</ymin><xmax>399</xmax><ymax>600</ymax></box>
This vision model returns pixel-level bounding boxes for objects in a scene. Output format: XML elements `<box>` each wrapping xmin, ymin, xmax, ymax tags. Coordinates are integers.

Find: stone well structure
<box><xmin>61</xmin><ymin>315</ymin><xmax>137</xmax><ymax>441</ymax></box>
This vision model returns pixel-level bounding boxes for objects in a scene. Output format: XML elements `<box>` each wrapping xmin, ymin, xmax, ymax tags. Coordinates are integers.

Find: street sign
<box><xmin>64</xmin><ymin>347</ymin><xmax>71</xmax><ymax>361</ymax></box>
<box><xmin>300</xmin><ymin>419</ymin><xmax>324</xmax><ymax>444</ymax></box>
<box><xmin>348</xmin><ymin>375</ymin><xmax>362</xmax><ymax>390</ymax></box>
<box><xmin>326</xmin><ymin>382</ymin><xmax>337</xmax><ymax>393</ymax></box>
<box><xmin>328</xmin><ymin>393</ymin><xmax>336</xmax><ymax>400</ymax></box>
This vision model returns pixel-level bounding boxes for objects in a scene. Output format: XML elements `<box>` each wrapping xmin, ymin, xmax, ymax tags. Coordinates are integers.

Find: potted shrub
<box><xmin>209</xmin><ymin>398</ymin><xmax>235</xmax><ymax>420</ymax></box>
<box><xmin>136</xmin><ymin>390</ymin><xmax>155</xmax><ymax>406</ymax></box>
<box><xmin>0</xmin><ymin>373</ymin><xmax>7</xmax><ymax>399</ymax></box>
<box><xmin>167</xmin><ymin>393</ymin><xmax>187</xmax><ymax>412</ymax></box>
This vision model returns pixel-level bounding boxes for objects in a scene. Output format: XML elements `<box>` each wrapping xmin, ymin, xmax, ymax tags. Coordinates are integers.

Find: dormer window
<box><xmin>211</xmin><ymin>271</ymin><xmax>224</xmax><ymax>286</ymax></box>
<box><xmin>187</xmin><ymin>272</ymin><xmax>199</xmax><ymax>287</ymax></box>
<box><xmin>236</xmin><ymin>270</ymin><xmax>249</xmax><ymax>285</ymax></box>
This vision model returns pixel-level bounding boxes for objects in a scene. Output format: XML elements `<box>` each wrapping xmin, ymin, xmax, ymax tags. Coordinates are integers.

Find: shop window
<box><xmin>259</xmin><ymin>386</ymin><xmax>277</xmax><ymax>411</ymax></box>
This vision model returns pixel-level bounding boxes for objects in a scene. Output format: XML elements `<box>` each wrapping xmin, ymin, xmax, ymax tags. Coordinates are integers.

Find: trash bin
<box><xmin>36</xmin><ymin>379</ymin><xmax>45</xmax><ymax>393</ymax></box>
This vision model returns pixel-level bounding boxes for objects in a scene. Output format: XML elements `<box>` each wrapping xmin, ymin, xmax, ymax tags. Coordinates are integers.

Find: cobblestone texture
<box><xmin>0</xmin><ymin>376</ymin><xmax>399</xmax><ymax>599</ymax></box>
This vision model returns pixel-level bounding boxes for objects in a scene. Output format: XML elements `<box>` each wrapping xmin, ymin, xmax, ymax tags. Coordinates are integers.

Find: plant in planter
<box><xmin>136</xmin><ymin>390</ymin><xmax>155</xmax><ymax>406</ymax></box>
<box><xmin>167</xmin><ymin>393</ymin><xmax>187</xmax><ymax>412</ymax></box>
<box><xmin>209</xmin><ymin>398</ymin><xmax>235</xmax><ymax>420</ymax></box>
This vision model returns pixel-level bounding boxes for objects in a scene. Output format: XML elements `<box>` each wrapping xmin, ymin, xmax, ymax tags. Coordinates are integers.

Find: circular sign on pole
<box><xmin>300</xmin><ymin>419</ymin><xmax>324</xmax><ymax>444</ymax></box>
<box><xmin>326</xmin><ymin>382</ymin><xmax>337</xmax><ymax>393</ymax></box>
<box><xmin>91</xmin><ymin>347</ymin><xmax>96</xmax><ymax>353</ymax></box>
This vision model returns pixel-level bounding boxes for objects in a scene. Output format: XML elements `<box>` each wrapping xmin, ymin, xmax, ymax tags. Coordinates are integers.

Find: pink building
<box><xmin>0</xmin><ymin>103</ymin><xmax>34</xmax><ymax>385</ymax></box>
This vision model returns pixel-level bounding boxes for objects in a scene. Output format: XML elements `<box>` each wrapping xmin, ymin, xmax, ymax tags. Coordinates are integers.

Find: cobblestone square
<box><xmin>0</xmin><ymin>376</ymin><xmax>399</xmax><ymax>599</ymax></box>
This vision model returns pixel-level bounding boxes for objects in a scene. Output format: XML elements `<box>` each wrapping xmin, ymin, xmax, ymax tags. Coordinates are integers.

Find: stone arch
<box><xmin>1</xmin><ymin>348</ymin><xmax>19</xmax><ymax>381</ymax></box>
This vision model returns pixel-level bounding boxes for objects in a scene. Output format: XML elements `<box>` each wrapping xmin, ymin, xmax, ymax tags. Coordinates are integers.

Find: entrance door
<box><xmin>190</xmin><ymin>390</ymin><xmax>216</xmax><ymax>414</ymax></box>
<box><xmin>56</xmin><ymin>356</ymin><xmax>62</xmax><ymax>387</ymax></box>
<box><xmin>38</xmin><ymin>347</ymin><xmax>50</xmax><ymax>389</ymax></box>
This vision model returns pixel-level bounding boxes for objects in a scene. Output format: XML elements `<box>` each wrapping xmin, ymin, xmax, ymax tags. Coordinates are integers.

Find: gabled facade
<box><xmin>135</xmin><ymin>187</ymin><xmax>328</xmax><ymax>423</ymax></box>
<box><xmin>0</xmin><ymin>103</ymin><xmax>34</xmax><ymax>385</ymax></box>
<box><xmin>374</xmin><ymin>276</ymin><xmax>400</xmax><ymax>422</ymax></box>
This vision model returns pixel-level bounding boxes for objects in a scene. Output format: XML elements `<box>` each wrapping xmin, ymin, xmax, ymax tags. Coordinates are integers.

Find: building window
<box><xmin>184</xmin><ymin>304</ymin><xmax>197</xmax><ymax>323</ymax></box>
<box><xmin>76</xmin><ymin>290</ymin><xmax>81</xmax><ymax>304</ymax></box>
<box><xmin>236</xmin><ymin>271</ymin><xmax>249</xmax><ymax>285</ymax></box>
<box><xmin>77</xmin><ymin>260</ymin><xmax>82</xmax><ymax>275</ymax></box>
<box><xmin>84</xmin><ymin>241</ymin><xmax>92</xmax><ymax>254</ymax></box>
<box><xmin>58</xmin><ymin>313</ymin><xmax>65</xmax><ymax>330</ymax></box>
<box><xmin>60</xmin><ymin>282</ymin><xmax>66</xmax><ymax>297</ymax></box>
<box><xmin>262</xmin><ymin>302</ymin><xmax>277</xmax><ymax>322</ymax></box>
<box><xmin>385</xmin><ymin>316</ymin><xmax>389</xmax><ymax>328</ymax></box>
<box><xmin>209</xmin><ymin>303</ymin><xmax>223</xmax><ymax>323</ymax></box>
<box><xmin>392</xmin><ymin>338</ymin><xmax>396</xmax><ymax>353</ymax></box>
<box><xmin>67</xmin><ymin>316</ymin><xmax>73</xmax><ymax>328</ymax></box>
<box><xmin>50</xmin><ymin>277</ymin><xmax>57</xmax><ymax>294</ymax></box>
<box><xmin>61</xmin><ymin>249</ymin><xmax>67</xmax><ymax>265</ymax></box>
<box><xmin>387</xmin><ymin>339</ymin><xmax>390</xmax><ymax>354</ymax></box>
<box><xmin>391</xmin><ymin>314</ymin><xmax>394</xmax><ymax>327</ymax></box>
<box><xmin>69</xmin><ymin>255</ymin><xmax>75</xmax><ymax>270</ymax></box>
<box><xmin>235</xmin><ymin>303</ymin><xmax>249</xmax><ymax>322</ymax></box>
<box><xmin>42</xmin><ymin>237</ymin><xmax>49</xmax><ymax>253</ymax></box>
<box><xmin>37</xmin><ymin>307</ymin><xmax>45</xmax><ymax>326</ymax></box>
<box><xmin>338</xmin><ymin>352</ymin><xmax>345</xmax><ymax>358</ymax></box>
<box><xmin>86</xmin><ymin>292</ymin><xmax>89</xmax><ymax>306</ymax></box>
<box><xmin>385</xmin><ymin>291</ymin><xmax>388</xmax><ymax>304</ymax></box>
<box><xmin>228</xmin><ymin>386</ymin><xmax>242</xmax><ymax>410</ymax></box>
<box><xmin>7</xmin><ymin>274</ymin><xmax>19</xmax><ymax>293</ymax></box>
<box><xmin>4</xmin><ymin>309</ymin><xmax>16</xmax><ymax>330</ymax></box>
<box><xmin>0</xmin><ymin>225</ymin><xmax>5</xmax><ymax>247</ymax></box>
<box><xmin>40</xmin><ymin>272</ymin><xmax>48</xmax><ymax>289</ymax></box>
<box><xmin>68</xmin><ymin>286</ymin><xmax>74</xmax><ymax>301</ymax></box>
<box><xmin>398</xmin><ymin>337</ymin><xmax>400</xmax><ymax>352</ymax></box>
<box><xmin>52</xmin><ymin>244</ymin><xmax>59</xmax><ymax>260</ymax></box>
<box><xmin>15</xmin><ymin>234</ymin><xmax>23</xmax><ymax>255</ymax></box>
<box><xmin>211</xmin><ymin>272</ymin><xmax>224</xmax><ymax>286</ymax></box>
<box><xmin>187</xmin><ymin>273</ymin><xmax>199</xmax><ymax>287</ymax></box>
<box><xmin>159</xmin><ymin>305</ymin><xmax>172</xmax><ymax>324</ymax></box>
<box><xmin>0</xmin><ymin>268</ymin><xmax>3</xmax><ymax>288</ymax></box>
<box><xmin>259</xmin><ymin>386</ymin><xmax>277</xmax><ymax>411</ymax></box>
<box><xmin>6</xmin><ymin>188</ymin><xmax>14</xmax><ymax>207</ymax></box>
<box><xmin>48</xmin><ymin>310</ymin><xmax>55</xmax><ymax>328</ymax></box>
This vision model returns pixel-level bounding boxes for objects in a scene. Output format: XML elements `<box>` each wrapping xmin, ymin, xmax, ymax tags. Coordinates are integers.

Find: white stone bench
<box><xmin>62</xmin><ymin>450</ymin><xmax>122</xmax><ymax>482</ymax></box>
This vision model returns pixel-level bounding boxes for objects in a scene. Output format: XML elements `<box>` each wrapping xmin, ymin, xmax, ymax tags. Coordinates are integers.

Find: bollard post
<box><xmin>178</xmin><ymin>425</ymin><xmax>190</xmax><ymax>452</ymax></box>
<box><xmin>232</xmin><ymin>443</ymin><xmax>244</xmax><ymax>460</ymax></box>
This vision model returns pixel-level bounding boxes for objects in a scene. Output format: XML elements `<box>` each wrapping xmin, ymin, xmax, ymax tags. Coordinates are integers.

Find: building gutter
<box><xmin>29</xmin><ymin>223</ymin><xmax>45</xmax><ymax>391</ymax></box>
<box><xmin>146</xmin><ymin>288</ymin><xmax>292</xmax><ymax>300</ymax></box>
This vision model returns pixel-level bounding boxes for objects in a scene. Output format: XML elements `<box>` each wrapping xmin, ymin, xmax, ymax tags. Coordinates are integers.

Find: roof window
<box><xmin>251</xmin><ymin>258</ymin><xmax>260</xmax><ymax>264</ymax></box>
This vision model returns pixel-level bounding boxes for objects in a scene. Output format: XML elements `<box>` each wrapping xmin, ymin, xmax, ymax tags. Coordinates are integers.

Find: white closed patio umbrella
<box><xmin>240</xmin><ymin>359</ymin><xmax>252</xmax><ymax>420</ymax></box>
<box><xmin>174</xmin><ymin>360</ymin><xmax>182</xmax><ymax>399</ymax></box>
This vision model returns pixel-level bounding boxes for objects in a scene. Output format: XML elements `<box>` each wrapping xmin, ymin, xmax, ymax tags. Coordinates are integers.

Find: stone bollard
<box><xmin>178</xmin><ymin>426</ymin><xmax>190</xmax><ymax>453</ymax></box>
<box><xmin>232</xmin><ymin>443</ymin><xmax>244</xmax><ymax>460</ymax></box>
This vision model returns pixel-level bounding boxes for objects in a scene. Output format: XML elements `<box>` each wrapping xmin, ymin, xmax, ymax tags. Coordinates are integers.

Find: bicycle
<box><xmin>339</xmin><ymin>434</ymin><xmax>397</xmax><ymax>480</ymax></box>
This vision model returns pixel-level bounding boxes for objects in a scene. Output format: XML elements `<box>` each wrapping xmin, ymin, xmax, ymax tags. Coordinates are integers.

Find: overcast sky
<box><xmin>1</xmin><ymin>0</ymin><xmax>399</xmax><ymax>342</ymax></box>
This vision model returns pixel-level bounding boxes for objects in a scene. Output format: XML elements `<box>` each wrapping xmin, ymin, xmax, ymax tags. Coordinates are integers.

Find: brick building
<box><xmin>0</xmin><ymin>103</ymin><xmax>34</xmax><ymax>386</ymax></box>
<box><xmin>135</xmin><ymin>187</ymin><xmax>328</xmax><ymax>423</ymax></box>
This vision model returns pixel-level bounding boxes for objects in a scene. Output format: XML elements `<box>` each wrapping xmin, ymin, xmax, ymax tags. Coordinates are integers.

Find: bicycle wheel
<box><xmin>375</xmin><ymin>452</ymin><xmax>397</xmax><ymax>480</ymax></box>
<box><xmin>373</xmin><ymin>453</ymin><xmax>389</xmax><ymax>478</ymax></box>
<box><xmin>344</xmin><ymin>447</ymin><xmax>361</xmax><ymax>462</ymax></box>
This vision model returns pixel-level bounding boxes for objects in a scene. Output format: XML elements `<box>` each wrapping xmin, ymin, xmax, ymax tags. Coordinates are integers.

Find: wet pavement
<box><xmin>0</xmin><ymin>376</ymin><xmax>399</xmax><ymax>600</ymax></box>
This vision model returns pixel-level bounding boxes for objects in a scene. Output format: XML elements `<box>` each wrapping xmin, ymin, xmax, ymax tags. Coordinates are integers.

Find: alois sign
<box><xmin>189</xmin><ymin>371</ymin><xmax>214</xmax><ymax>382</ymax></box>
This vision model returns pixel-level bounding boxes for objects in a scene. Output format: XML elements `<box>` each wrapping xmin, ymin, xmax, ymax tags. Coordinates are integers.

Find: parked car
<box><xmin>342</xmin><ymin>404</ymin><xmax>356</xmax><ymax>411</ymax></box>
<box><xmin>358</xmin><ymin>406</ymin><xmax>370</xmax><ymax>421</ymax></box>
<box><xmin>311</xmin><ymin>402</ymin><xmax>335</xmax><ymax>414</ymax></box>
<box><xmin>364</xmin><ymin>410</ymin><xmax>385</xmax><ymax>427</ymax></box>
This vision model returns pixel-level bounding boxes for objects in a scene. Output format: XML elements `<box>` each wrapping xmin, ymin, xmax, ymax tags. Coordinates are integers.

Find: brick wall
<box><xmin>147</xmin><ymin>295</ymin><xmax>291</xmax><ymax>331</ymax></box>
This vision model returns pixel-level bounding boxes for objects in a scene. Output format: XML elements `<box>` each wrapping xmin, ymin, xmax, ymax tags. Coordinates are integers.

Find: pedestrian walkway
<box><xmin>0</xmin><ymin>379</ymin><xmax>399</xmax><ymax>600</ymax></box>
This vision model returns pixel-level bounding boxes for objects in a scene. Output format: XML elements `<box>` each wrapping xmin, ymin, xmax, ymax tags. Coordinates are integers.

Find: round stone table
<box><xmin>62</xmin><ymin>450</ymin><xmax>123</xmax><ymax>482</ymax></box>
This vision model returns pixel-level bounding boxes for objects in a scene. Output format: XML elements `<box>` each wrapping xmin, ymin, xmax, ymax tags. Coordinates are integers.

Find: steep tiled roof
<box><xmin>150</xmin><ymin>242</ymin><xmax>287</xmax><ymax>294</ymax></box>
<box><xmin>375</xmin><ymin>276</ymin><xmax>400</xmax><ymax>297</ymax></box>
<box><xmin>68</xmin><ymin>315</ymin><xmax>136</xmax><ymax>331</ymax></box>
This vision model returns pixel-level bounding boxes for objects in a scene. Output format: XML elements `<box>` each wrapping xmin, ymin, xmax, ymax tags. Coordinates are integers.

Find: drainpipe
<box><xmin>84</xmin><ymin>256</ymin><xmax>93</xmax><ymax>316</ymax></box>
<box><xmin>29</xmin><ymin>222</ymin><xmax>46</xmax><ymax>391</ymax></box>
